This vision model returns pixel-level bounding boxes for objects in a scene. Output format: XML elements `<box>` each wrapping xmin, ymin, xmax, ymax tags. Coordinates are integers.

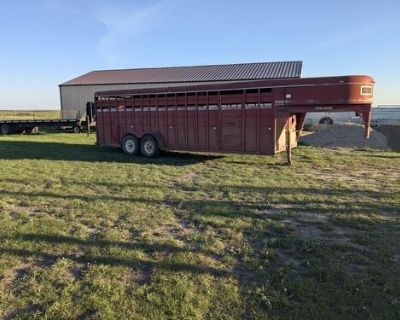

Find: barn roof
<box><xmin>61</xmin><ymin>61</ymin><xmax>303</xmax><ymax>86</ymax></box>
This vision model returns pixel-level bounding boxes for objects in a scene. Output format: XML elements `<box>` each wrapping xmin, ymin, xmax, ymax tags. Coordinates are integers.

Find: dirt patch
<box><xmin>10</xmin><ymin>205</ymin><xmax>41</xmax><ymax>216</ymax></box>
<box><xmin>150</xmin><ymin>215</ymin><xmax>200</xmax><ymax>245</ymax></box>
<box><xmin>269</xmin><ymin>212</ymin><xmax>373</xmax><ymax>276</ymax></box>
<box><xmin>126</xmin><ymin>268</ymin><xmax>152</xmax><ymax>285</ymax></box>
<box><xmin>299</xmin><ymin>124</ymin><xmax>389</xmax><ymax>150</ymax></box>
<box><xmin>276</xmin><ymin>211</ymin><xmax>364</xmax><ymax>245</ymax></box>
<box><xmin>4</xmin><ymin>262</ymin><xmax>36</xmax><ymax>286</ymax></box>
<box><xmin>4</xmin><ymin>305</ymin><xmax>44</xmax><ymax>320</ymax></box>
<box><xmin>169</xmin><ymin>218</ymin><xmax>195</xmax><ymax>238</ymax></box>
<box><xmin>294</xmin><ymin>212</ymin><xmax>329</xmax><ymax>224</ymax></box>
<box><xmin>173</xmin><ymin>160</ymin><xmax>219</xmax><ymax>187</ymax></box>
<box><xmin>287</xmin><ymin>221</ymin><xmax>327</xmax><ymax>239</ymax></box>
<box><xmin>69</xmin><ymin>266</ymin><xmax>84</xmax><ymax>280</ymax></box>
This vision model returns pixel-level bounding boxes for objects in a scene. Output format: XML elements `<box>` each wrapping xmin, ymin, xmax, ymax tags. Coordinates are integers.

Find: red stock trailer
<box><xmin>94</xmin><ymin>75</ymin><xmax>374</xmax><ymax>159</ymax></box>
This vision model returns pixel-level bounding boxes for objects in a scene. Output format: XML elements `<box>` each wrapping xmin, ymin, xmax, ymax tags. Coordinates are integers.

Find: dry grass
<box><xmin>0</xmin><ymin>110</ymin><xmax>61</xmax><ymax>120</ymax></box>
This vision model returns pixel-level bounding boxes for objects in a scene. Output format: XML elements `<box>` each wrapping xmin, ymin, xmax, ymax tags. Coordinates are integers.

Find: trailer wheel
<box><xmin>140</xmin><ymin>135</ymin><xmax>160</xmax><ymax>158</ymax></box>
<box><xmin>319</xmin><ymin>117</ymin><xmax>333</xmax><ymax>125</ymax></box>
<box><xmin>122</xmin><ymin>134</ymin><xmax>141</xmax><ymax>155</ymax></box>
<box><xmin>30</xmin><ymin>126</ymin><xmax>39</xmax><ymax>134</ymax></box>
<box><xmin>73</xmin><ymin>126</ymin><xmax>81</xmax><ymax>134</ymax></box>
<box><xmin>1</xmin><ymin>124</ymin><xmax>11</xmax><ymax>135</ymax></box>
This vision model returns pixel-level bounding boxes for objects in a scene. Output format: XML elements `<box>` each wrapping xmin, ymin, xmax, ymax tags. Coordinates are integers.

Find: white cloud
<box><xmin>43</xmin><ymin>0</ymin><xmax>170</xmax><ymax>65</ymax></box>
<box><xmin>93</xmin><ymin>1</ymin><xmax>168</xmax><ymax>65</ymax></box>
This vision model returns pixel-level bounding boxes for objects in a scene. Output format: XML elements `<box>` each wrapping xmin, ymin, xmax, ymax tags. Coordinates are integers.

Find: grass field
<box><xmin>0</xmin><ymin>110</ymin><xmax>61</xmax><ymax>120</ymax></box>
<box><xmin>0</xmin><ymin>132</ymin><xmax>399</xmax><ymax>319</ymax></box>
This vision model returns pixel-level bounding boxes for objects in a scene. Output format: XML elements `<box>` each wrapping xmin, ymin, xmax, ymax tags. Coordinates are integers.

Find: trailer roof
<box><xmin>94</xmin><ymin>75</ymin><xmax>373</xmax><ymax>97</ymax></box>
<box><xmin>61</xmin><ymin>61</ymin><xmax>303</xmax><ymax>86</ymax></box>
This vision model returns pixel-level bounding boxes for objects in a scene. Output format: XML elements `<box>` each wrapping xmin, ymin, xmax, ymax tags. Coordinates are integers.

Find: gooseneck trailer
<box><xmin>94</xmin><ymin>75</ymin><xmax>374</xmax><ymax>157</ymax></box>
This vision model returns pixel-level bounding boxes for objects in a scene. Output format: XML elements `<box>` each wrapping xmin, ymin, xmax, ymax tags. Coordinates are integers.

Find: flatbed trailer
<box><xmin>94</xmin><ymin>75</ymin><xmax>374</xmax><ymax>158</ymax></box>
<box><xmin>0</xmin><ymin>118</ymin><xmax>80</xmax><ymax>135</ymax></box>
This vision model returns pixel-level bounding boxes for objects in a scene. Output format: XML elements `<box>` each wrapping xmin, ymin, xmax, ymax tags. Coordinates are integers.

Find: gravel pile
<box><xmin>375</xmin><ymin>125</ymin><xmax>400</xmax><ymax>151</ymax></box>
<box><xmin>299</xmin><ymin>124</ymin><xmax>389</xmax><ymax>150</ymax></box>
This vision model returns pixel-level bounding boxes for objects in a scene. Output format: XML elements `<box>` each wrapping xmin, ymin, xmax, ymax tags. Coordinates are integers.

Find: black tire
<box><xmin>140</xmin><ymin>135</ymin><xmax>160</xmax><ymax>158</ymax></box>
<box><xmin>122</xmin><ymin>134</ymin><xmax>141</xmax><ymax>155</ymax></box>
<box><xmin>73</xmin><ymin>126</ymin><xmax>81</xmax><ymax>134</ymax></box>
<box><xmin>319</xmin><ymin>117</ymin><xmax>333</xmax><ymax>125</ymax></box>
<box><xmin>0</xmin><ymin>124</ymin><xmax>11</xmax><ymax>135</ymax></box>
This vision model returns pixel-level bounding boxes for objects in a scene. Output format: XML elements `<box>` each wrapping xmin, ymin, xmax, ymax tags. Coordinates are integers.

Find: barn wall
<box><xmin>60</xmin><ymin>81</ymin><xmax>235</xmax><ymax>118</ymax></box>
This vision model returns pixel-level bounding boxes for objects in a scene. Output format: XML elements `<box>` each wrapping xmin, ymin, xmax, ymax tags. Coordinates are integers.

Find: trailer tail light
<box><xmin>361</xmin><ymin>86</ymin><xmax>373</xmax><ymax>96</ymax></box>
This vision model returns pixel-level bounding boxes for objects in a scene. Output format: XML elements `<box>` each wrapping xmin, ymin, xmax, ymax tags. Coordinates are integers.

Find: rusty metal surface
<box><xmin>61</xmin><ymin>61</ymin><xmax>303</xmax><ymax>86</ymax></box>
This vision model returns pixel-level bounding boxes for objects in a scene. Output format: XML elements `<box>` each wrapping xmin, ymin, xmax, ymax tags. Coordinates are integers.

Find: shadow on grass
<box><xmin>0</xmin><ymin>140</ymin><xmax>222</xmax><ymax>165</ymax></box>
<box><xmin>4</xmin><ymin>233</ymin><xmax>191</xmax><ymax>252</ymax></box>
<box><xmin>1</xmin><ymin>233</ymin><xmax>228</xmax><ymax>277</ymax></box>
<box><xmin>4</xmin><ymin>176</ymin><xmax>398</xmax><ymax>199</ymax></box>
<box><xmin>365</xmin><ymin>154</ymin><xmax>400</xmax><ymax>159</ymax></box>
<box><xmin>2</xmin><ymin>247</ymin><xmax>228</xmax><ymax>277</ymax></box>
<box><xmin>1</xmin><ymin>187</ymin><xmax>398</xmax><ymax>219</ymax></box>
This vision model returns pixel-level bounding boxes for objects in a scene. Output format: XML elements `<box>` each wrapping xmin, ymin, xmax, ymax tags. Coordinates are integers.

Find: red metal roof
<box><xmin>61</xmin><ymin>61</ymin><xmax>303</xmax><ymax>86</ymax></box>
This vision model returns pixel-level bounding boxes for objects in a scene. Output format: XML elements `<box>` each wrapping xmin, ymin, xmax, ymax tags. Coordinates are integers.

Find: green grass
<box><xmin>0</xmin><ymin>133</ymin><xmax>399</xmax><ymax>319</ymax></box>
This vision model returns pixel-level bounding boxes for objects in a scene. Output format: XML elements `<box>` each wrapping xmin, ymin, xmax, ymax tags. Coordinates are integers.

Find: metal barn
<box><xmin>59</xmin><ymin>61</ymin><xmax>303</xmax><ymax>118</ymax></box>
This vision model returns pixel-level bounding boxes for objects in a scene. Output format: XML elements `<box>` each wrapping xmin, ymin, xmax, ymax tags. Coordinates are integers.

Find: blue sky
<box><xmin>0</xmin><ymin>0</ymin><xmax>399</xmax><ymax>109</ymax></box>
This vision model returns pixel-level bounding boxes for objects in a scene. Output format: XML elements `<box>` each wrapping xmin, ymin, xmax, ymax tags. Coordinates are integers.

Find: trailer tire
<box><xmin>122</xmin><ymin>134</ymin><xmax>141</xmax><ymax>156</ymax></box>
<box><xmin>30</xmin><ymin>126</ymin><xmax>39</xmax><ymax>134</ymax></box>
<box><xmin>140</xmin><ymin>135</ymin><xmax>160</xmax><ymax>158</ymax></box>
<box><xmin>1</xmin><ymin>124</ymin><xmax>11</xmax><ymax>135</ymax></box>
<box><xmin>319</xmin><ymin>117</ymin><xmax>333</xmax><ymax>125</ymax></box>
<box><xmin>73</xmin><ymin>126</ymin><xmax>81</xmax><ymax>134</ymax></box>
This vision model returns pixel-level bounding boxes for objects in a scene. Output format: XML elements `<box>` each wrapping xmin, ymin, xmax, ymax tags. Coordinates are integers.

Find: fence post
<box><xmin>286</xmin><ymin>121</ymin><xmax>292</xmax><ymax>165</ymax></box>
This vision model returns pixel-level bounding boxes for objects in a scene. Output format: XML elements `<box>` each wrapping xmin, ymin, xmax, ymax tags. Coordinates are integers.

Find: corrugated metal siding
<box><xmin>60</xmin><ymin>81</ymin><xmax>236</xmax><ymax>116</ymax></box>
<box><xmin>61</xmin><ymin>61</ymin><xmax>302</xmax><ymax>86</ymax></box>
